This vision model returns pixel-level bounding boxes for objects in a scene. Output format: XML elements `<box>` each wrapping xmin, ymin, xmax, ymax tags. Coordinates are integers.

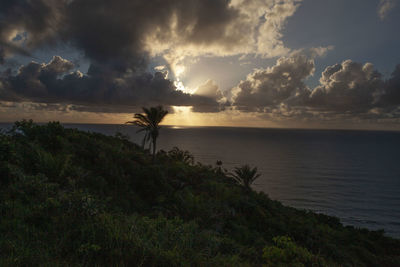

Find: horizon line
<box><xmin>1</xmin><ymin>121</ymin><xmax>400</xmax><ymax>133</ymax></box>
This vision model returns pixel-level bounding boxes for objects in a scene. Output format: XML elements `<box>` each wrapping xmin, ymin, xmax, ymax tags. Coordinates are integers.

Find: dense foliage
<box><xmin>0</xmin><ymin>121</ymin><xmax>399</xmax><ymax>266</ymax></box>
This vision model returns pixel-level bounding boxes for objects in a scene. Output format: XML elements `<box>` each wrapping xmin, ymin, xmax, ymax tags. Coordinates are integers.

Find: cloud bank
<box><xmin>231</xmin><ymin>52</ymin><xmax>400</xmax><ymax>122</ymax></box>
<box><xmin>0</xmin><ymin>56</ymin><xmax>226</xmax><ymax>113</ymax></box>
<box><xmin>0</xmin><ymin>0</ymin><xmax>303</xmax><ymax>114</ymax></box>
<box><xmin>0</xmin><ymin>0</ymin><xmax>300</xmax><ymax>68</ymax></box>
<box><xmin>0</xmin><ymin>0</ymin><xmax>399</xmax><ymax>126</ymax></box>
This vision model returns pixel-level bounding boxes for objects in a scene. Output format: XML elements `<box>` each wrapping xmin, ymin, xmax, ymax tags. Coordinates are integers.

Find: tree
<box><xmin>230</xmin><ymin>164</ymin><xmax>261</xmax><ymax>190</ymax></box>
<box><xmin>168</xmin><ymin>147</ymin><xmax>194</xmax><ymax>165</ymax></box>
<box><xmin>127</xmin><ymin>106</ymin><xmax>168</xmax><ymax>161</ymax></box>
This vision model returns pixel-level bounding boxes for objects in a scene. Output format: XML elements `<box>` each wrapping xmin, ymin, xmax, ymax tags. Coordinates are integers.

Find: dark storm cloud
<box><xmin>0</xmin><ymin>56</ymin><xmax>223</xmax><ymax>113</ymax></box>
<box><xmin>232</xmin><ymin>54</ymin><xmax>400</xmax><ymax>121</ymax></box>
<box><xmin>63</xmin><ymin>0</ymin><xmax>240</xmax><ymax>63</ymax></box>
<box><xmin>0</xmin><ymin>42</ymin><xmax>33</xmax><ymax>63</ymax></box>
<box><xmin>0</xmin><ymin>0</ymin><xmax>242</xmax><ymax>112</ymax></box>
<box><xmin>0</xmin><ymin>0</ymin><xmax>245</xmax><ymax>68</ymax></box>
<box><xmin>0</xmin><ymin>0</ymin><xmax>62</xmax><ymax>62</ymax></box>
<box><xmin>2</xmin><ymin>56</ymin><xmax>74</xmax><ymax>101</ymax></box>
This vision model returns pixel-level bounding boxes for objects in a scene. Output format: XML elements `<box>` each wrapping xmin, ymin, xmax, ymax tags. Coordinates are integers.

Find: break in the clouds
<box><xmin>231</xmin><ymin>52</ymin><xmax>400</xmax><ymax>122</ymax></box>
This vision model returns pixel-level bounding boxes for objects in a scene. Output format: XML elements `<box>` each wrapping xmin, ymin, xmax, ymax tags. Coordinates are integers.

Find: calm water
<box><xmin>2</xmin><ymin>123</ymin><xmax>400</xmax><ymax>238</ymax></box>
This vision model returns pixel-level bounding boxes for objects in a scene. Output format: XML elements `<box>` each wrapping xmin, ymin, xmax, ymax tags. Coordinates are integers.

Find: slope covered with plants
<box><xmin>0</xmin><ymin>121</ymin><xmax>399</xmax><ymax>266</ymax></box>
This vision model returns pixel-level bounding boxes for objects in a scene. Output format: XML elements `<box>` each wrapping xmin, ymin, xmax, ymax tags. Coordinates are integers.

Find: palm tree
<box><xmin>168</xmin><ymin>147</ymin><xmax>194</xmax><ymax>165</ymax></box>
<box><xmin>230</xmin><ymin>164</ymin><xmax>261</xmax><ymax>190</ymax></box>
<box><xmin>126</xmin><ymin>106</ymin><xmax>168</xmax><ymax>161</ymax></box>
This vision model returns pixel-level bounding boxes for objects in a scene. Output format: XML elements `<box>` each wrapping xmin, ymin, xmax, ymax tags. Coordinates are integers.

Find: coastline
<box><xmin>0</xmin><ymin>121</ymin><xmax>399</xmax><ymax>266</ymax></box>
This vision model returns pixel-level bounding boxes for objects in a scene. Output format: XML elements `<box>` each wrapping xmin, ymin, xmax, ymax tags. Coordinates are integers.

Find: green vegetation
<box><xmin>230</xmin><ymin>164</ymin><xmax>261</xmax><ymax>191</ymax></box>
<box><xmin>0</xmin><ymin>120</ymin><xmax>399</xmax><ymax>266</ymax></box>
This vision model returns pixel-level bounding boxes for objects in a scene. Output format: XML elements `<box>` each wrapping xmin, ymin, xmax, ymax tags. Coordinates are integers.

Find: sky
<box><xmin>0</xmin><ymin>0</ymin><xmax>400</xmax><ymax>129</ymax></box>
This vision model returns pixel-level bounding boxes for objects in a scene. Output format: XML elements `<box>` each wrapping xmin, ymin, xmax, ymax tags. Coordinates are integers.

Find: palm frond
<box><xmin>126</xmin><ymin>106</ymin><xmax>168</xmax><ymax>159</ymax></box>
<box><xmin>229</xmin><ymin>164</ymin><xmax>261</xmax><ymax>190</ymax></box>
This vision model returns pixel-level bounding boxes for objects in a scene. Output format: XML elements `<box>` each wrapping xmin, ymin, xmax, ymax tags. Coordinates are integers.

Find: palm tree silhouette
<box><xmin>168</xmin><ymin>147</ymin><xmax>194</xmax><ymax>165</ymax></box>
<box><xmin>230</xmin><ymin>164</ymin><xmax>261</xmax><ymax>190</ymax></box>
<box><xmin>127</xmin><ymin>106</ymin><xmax>168</xmax><ymax>161</ymax></box>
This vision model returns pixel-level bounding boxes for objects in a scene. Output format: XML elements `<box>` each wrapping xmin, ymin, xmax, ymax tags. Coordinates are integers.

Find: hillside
<box><xmin>0</xmin><ymin>120</ymin><xmax>399</xmax><ymax>266</ymax></box>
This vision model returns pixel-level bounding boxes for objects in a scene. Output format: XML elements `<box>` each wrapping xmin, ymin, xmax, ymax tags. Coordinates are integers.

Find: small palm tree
<box><xmin>126</xmin><ymin>106</ymin><xmax>168</xmax><ymax>161</ymax></box>
<box><xmin>230</xmin><ymin>164</ymin><xmax>261</xmax><ymax>190</ymax></box>
<box><xmin>168</xmin><ymin>147</ymin><xmax>194</xmax><ymax>165</ymax></box>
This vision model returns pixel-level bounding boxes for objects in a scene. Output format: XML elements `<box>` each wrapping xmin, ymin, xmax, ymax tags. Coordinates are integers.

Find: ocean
<box><xmin>2</xmin><ymin>123</ymin><xmax>400</xmax><ymax>238</ymax></box>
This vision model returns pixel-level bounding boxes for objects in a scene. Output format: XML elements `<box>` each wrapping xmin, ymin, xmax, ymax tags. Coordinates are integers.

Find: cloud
<box><xmin>194</xmin><ymin>80</ymin><xmax>224</xmax><ymax>101</ymax></box>
<box><xmin>0</xmin><ymin>0</ymin><xmax>303</xmax><ymax>114</ymax></box>
<box><xmin>154</xmin><ymin>65</ymin><xmax>167</xmax><ymax>71</ymax></box>
<box><xmin>0</xmin><ymin>0</ymin><xmax>302</xmax><ymax>70</ymax></box>
<box><xmin>0</xmin><ymin>0</ymin><xmax>63</xmax><ymax>63</ymax></box>
<box><xmin>0</xmin><ymin>56</ymin><xmax>224</xmax><ymax>113</ymax></box>
<box><xmin>308</xmin><ymin>46</ymin><xmax>335</xmax><ymax>58</ymax></box>
<box><xmin>232</xmin><ymin>52</ymin><xmax>314</xmax><ymax>111</ymax></box>
<box><xmin>0</xmin><ymin>41</ymin><xmax>32</xmax><ymax>63</ymax></box>
<box><xmin>377</xmin><ymin>64</ymin><xmax>400</xmax><ymax>106</ymax></box>
<box><xmin>378</xmin><ymin>0</ymin><xmax>397</xmax><ymax>20</ymax></box>
<box><xmin>309</xmin><ymin>60</ymin><xmax>383</xmax><ymax>112</ymax></box>
<box><xmin>191</xmin><ymin>79</ymin><xmax>228</xmax><ymax>112</ymax></box>
<box><xmin>1</xmin><ymin>56</ymin><xmax>75</xmax><ymax>101</ymax></box>
<box><xmin>158</xmin><ymin>0</ymin><xmax>303</xmax><ymax>75</ymax></box>
<box><xmin>231</xmin><ymin>52</ymin><xmax>400</xmax><ymax>122</ymax></box>
<box><xmin>255</xmin><ymin>0</ymin><xmax>302</xmax><ymax>57</ymax></box>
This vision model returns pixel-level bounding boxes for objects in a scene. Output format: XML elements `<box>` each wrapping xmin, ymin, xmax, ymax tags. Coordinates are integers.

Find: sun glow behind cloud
<box><xmin>173</xmin><ymin>78</ymin><xmax>189</xmax><ymax>93</ymax></box>
<box><xmin>171</xmin><ymin>63</ymin><xmax>195</xmax><ymax>94</ymax></box>
<box><xmin>172</xmin><ymin>68</ymin><xmax>196</xmax><ymax>95</ymax></box>
<box><xmin>165</xmin><ymin>106</ymin><xmax>195</xmax><ymax>126</ymax></box>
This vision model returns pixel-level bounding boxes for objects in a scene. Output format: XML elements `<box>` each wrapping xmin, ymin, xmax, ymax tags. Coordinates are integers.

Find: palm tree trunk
<box><xmin>141</xmin><ymin>137</ymin><xmax>146</xmax><ymax>149</ymax></box>
<box><xmin>152</xmin><ymin>138</ymin><xmax>156</xmax><ymax>162</ymax></box>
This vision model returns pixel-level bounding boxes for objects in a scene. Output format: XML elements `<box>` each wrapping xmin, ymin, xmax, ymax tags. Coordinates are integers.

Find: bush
<box><xmin>0</xmin><ymin>121</ymin><xmax>399</xmax><ymax>266</ymax></box>
<box><xmin>263</xmin><ymin>236</ymin><xmax>328</xmax><ymax>267</ymax></box>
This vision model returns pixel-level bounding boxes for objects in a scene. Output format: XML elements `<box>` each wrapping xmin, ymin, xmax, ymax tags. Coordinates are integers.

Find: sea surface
<box><xmin>2</xmin><ymin>123</ymin><xmax>400</xmax><ymax>238</ymax></box>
